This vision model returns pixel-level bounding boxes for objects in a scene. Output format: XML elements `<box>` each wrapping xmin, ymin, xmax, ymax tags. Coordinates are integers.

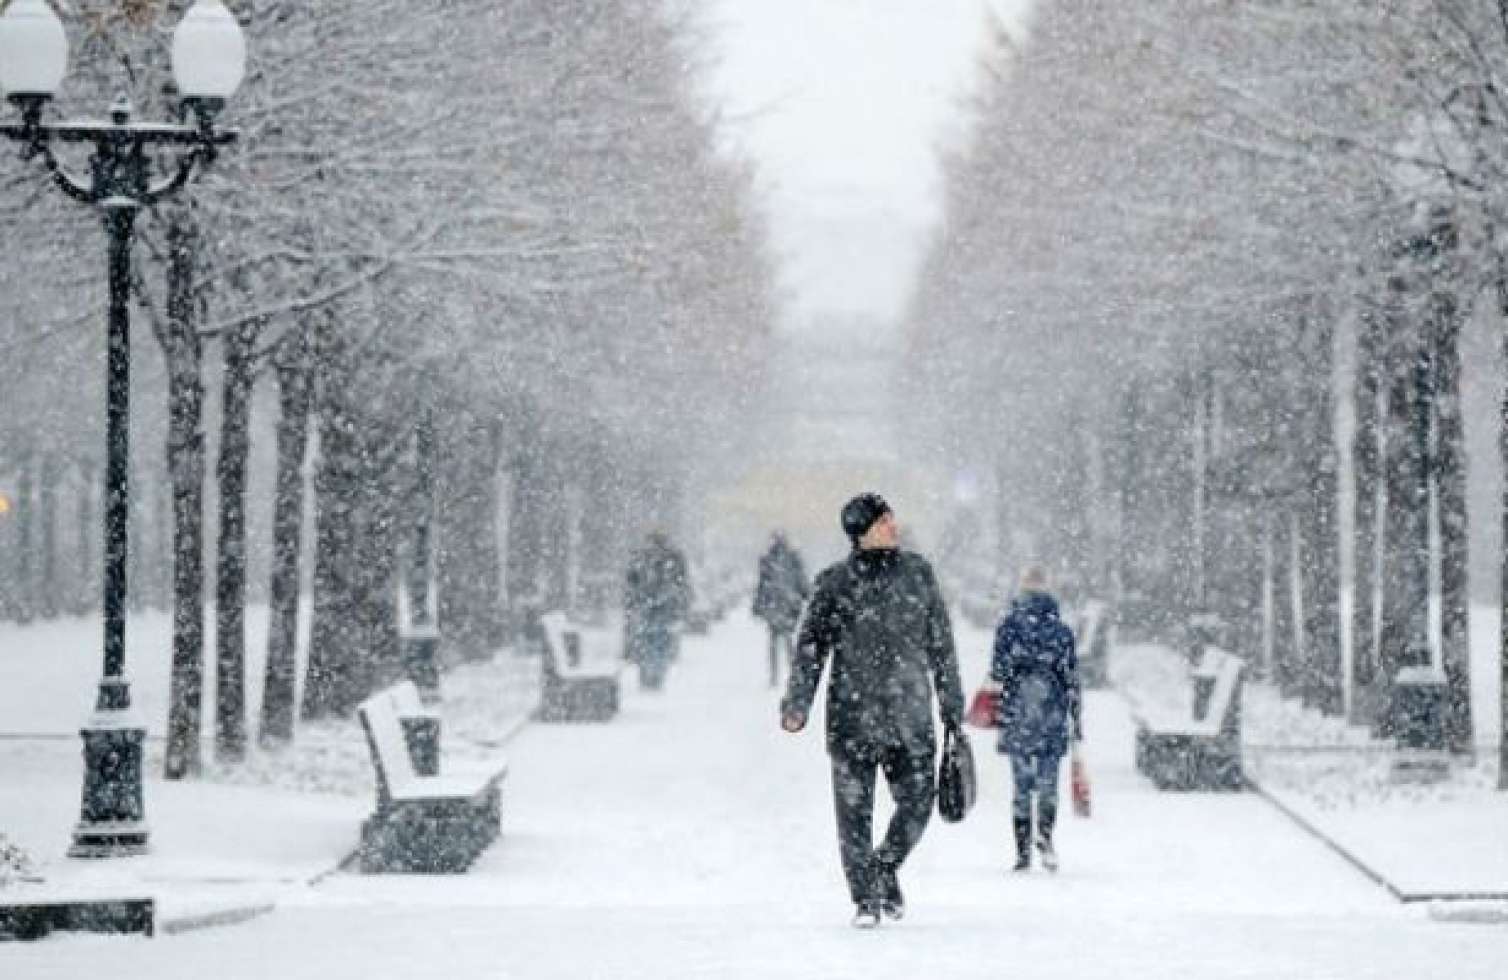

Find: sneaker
<box><xmin>1011</xmin><ymin>854</ymin><xmax>1030</xmax><ymax>873</ymax></box>
<box><xmin>851</xmin><ymin>901</ymin><xmax>882</xmax><ymax>929</ymax></box>
<box><xmin>1037</xmin><ymin>838</ymin><xmax>1058</xmax><ymax>873</ymax></box>
<box><xmin>879</xmin><ymin>868</ymin><xmax>905</xmax><ymax>920</ymax></box>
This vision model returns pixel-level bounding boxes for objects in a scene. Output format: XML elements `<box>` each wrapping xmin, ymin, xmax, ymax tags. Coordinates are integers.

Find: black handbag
<box><xmin>937</xmin><ymin>725</ymin><xmax>976</xmax><ymax>823</ymax></box>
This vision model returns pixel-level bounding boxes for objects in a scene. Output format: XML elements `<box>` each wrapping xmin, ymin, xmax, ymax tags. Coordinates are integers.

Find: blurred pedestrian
<box><xmin>624</xmin><ymin>531</ymin><xmax>691</xmax><ymax>691</ymax></box>
<box><xmin>752</xmin><ymin>530</ymin><xmax>809</xmax><ymax>687</ymax></box>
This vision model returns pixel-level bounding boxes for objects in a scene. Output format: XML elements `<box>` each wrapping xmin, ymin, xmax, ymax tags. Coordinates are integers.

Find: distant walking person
<box><xmin>781</xmin><ymin>493</ymin><xmax>966</xmax><ymax>928</ymax></box>
<box><xmin>752</xmin><ymin>531</ymin><xmax>809</xmax><ymax>687</ymax></box>
<box><xmin>990</xmin><ymin>564</ymin><xmax>1082</xmax><ymax>872</ymax></box>
<box><xmin>624</xmin><ymin>531</ymin><xmax>691</xmax><ymax>691</ymax></box>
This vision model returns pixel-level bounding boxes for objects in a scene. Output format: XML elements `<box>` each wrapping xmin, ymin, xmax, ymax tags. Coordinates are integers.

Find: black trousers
<box><xmin>830</xmin><ymin>742</ymin><xmax>936</xmax><ymax>904</ymax></box>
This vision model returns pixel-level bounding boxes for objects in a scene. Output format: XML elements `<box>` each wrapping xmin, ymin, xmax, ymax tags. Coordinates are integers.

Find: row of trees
<box><xmin>903</xmin><ymin>0</ymin><xmax>1507</xmax><ymax>780</ymax></box>
<box><xmin>0</xmin><ymin>1</ymin><xmax>775</xmax><ymax>775</ymax></box>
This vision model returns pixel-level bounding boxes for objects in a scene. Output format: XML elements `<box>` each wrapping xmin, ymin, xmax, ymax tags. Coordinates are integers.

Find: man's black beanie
<box><xmin>840</xmin><ymin>492</ymin><xmax>891</xmax><ymax>543</ymax></box>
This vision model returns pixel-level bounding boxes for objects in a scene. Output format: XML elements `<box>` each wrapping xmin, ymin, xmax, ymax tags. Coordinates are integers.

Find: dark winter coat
<box><xmin>752</xmin><ymin>539</ymin><xmax>809</xmax><ymax>632</ymax></box>
<box><xmin>782</xmin><ymin>548</ymin><xmax>966</xmax><ymax>757</ymax></box>
<box><xmin>990</xmin><ymin>591</ymin><xmax>1081</xmax><ymax>758</ymax></box>
<box><xmin>624</xmin><ymin>537</ymin><xmax>691</xmax><ymax>631</ymax></box>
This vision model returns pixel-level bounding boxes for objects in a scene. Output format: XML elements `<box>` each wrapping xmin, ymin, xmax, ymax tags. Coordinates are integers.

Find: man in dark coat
<box><xmin>780</xmin><ymin>493</ymin><xmax>966</xmax><ymax>928</ymax></box>
<box><xmin>752</xmin><ymin>530</ymin><xmax>809</xmax><ymax>688</ymax></box>
<box><xmin>624</xmin><ymin>531</ymin><xmax>691</xmax><ymax>691</ymax></box>
<box><xmin>989</xmin><ymin>564</ymin><xmax>1082</xmax><ymax>872</ymax></box>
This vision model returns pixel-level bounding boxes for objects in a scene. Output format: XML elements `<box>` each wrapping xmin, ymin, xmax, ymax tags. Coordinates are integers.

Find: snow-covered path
<box><xmin>9</xmin><ymin>612</ymin><xmax>1507</xmax><ymax>978</ymax></box>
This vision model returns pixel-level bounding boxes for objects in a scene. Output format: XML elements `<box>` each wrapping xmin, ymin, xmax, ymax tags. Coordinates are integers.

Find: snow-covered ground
<box><xmin>1112</xmin><ymin>614</ymin><xmax>1508</xmax><ymax>902</ymax></box>
<box><xmin>3</xmin><ymin>609</ymin><xmax>1507</xmax><ymax>977</ymax></box>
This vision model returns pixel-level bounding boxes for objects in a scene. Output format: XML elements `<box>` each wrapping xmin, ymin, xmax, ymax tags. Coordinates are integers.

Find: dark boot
<box><xmin>1011</xmin><ymin>815</ymin><xmax>1031</xmax><ymax>872</ymax></box>
<box><xmin>851</xmin><ymin>900</ymin><xmax>882</xmax><ymax>929</ymax></box>
<box><xmin>878</xmin><ymin>864</ymin><xmax>904</xmax><ymax>920</ymax></box>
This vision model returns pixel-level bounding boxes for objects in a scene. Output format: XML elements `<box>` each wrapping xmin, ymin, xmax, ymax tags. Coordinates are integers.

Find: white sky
<box><xmin>702</xmin><ymin>0</ymin><xmax>1032</xmax><ymax>334</ymax></box>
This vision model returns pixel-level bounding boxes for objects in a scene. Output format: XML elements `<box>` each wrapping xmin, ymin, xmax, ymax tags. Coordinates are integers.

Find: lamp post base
<box><xmin>68</xmin><ymin>690</ymin><xmax>150</xmax><ymax>859</ymax></box>
<box><xmin>68</xmin><ymin>821</ymin><xmax>150</xmax><ymax>859</ymax></box>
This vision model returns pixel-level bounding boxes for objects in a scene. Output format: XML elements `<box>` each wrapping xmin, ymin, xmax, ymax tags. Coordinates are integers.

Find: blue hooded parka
<box><xmin>989</xmin><ymin>591</ymin><xmax>1082</xmax><ymax>758</ymax></box>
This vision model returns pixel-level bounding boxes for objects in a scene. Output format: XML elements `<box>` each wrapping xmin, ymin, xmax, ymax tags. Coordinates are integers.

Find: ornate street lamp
<box><xmin>0</xmin><ymin>0</ymin><xmax>246</xmax><ymax>858</ymax></box>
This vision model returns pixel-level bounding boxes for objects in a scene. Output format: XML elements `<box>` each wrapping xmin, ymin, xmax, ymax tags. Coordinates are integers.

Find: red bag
<box><xmin>965</xmin><ymin>686</ymin><xmax>1002</xmax><ymax>729</ymax></box>
<box><xmin>1070</xmin><ymin>748</ymin><xmax>1091</xmax><ymax>818</ymax></box>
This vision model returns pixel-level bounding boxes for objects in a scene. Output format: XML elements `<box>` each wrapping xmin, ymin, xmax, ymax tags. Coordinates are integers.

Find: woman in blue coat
<box><xmin>989</xmin><ymin>565</ymin><xmax>1082</xmax><ymax>872</ymax></box>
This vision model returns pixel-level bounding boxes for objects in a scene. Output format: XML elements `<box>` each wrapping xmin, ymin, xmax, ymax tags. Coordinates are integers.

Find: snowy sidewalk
<box><xmin>1116</xmin><ymin>640</ymin><xmax>1508</xmax><ymax>902</ymax></box>
<box><xmin>0</xmin><ymin>738</ymin><xmax>358</xmax><ymax>932</ymax></box>
<box><xmin>1243</xmin><ymin>685</ymin><xmax>1508</xmax><ymax>901</ymax></box>
<box><xmin>0</xmin><ymin>607</ymin><xmax>535</xmax><ymax>937</ymax></box>
<box><xmin>7</xmin><ymin>611</ymin><xmax>1504</xmax><ymax>978</ymax></box>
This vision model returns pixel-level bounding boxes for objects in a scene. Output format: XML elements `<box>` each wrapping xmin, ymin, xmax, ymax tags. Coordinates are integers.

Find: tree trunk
<box><xmin>407</xmin><ymin>403</ymin><xmax>436</xmax><ymax>628</ymax></box>
<box><xmin>1299</xmin><ymin>309</ymin><xmax>1343</xmax><ymax>715</ymax></box>
<box><xmin>1379</xmin><ymin>274</ymin><xmax>1434</xmax><ymax>738</ymax></box>
<box><xmin>351</xmin><ymin>421</ymin><xmax>404</xmax><ymax>691</ymax></box>
<box><xmin>213</xmin><ymin>319</ymin><xmax>257</xmax><ymax>764</ymax></box>
<box><xmin>1193</xmin><ymin>377</ymin><xmax>1211</xmax><ymax>612</ymax></box>
<box><xmin>163</xmin><ymin>216</ymin><xmax>208</xmax><ymax>780</ymax></box>
<box><xmin>37</xmin><ymin>454</ymin><xmax>57</xmax><ymax>619</ymax></box>
<box><xmin>1155</xmin><ymin>375</ymin><xmax>1200</xmax><ymax>633</ymax></box>
<box><xmin>1115</xmin><ymin>386</ymin><xmax>1149</xmax><ymax>633</ymax></box>
<box><xmin>303</xmin><ymin>320</ymin><xmax>363</xmax><ymax>720</ymax></box>
<box><xmin>1351</xmin><ymin>307</ymin><xmax>1384</xmax><ymax>726</ymax></box>
<box><xmin>505</xmin><ymin>407</ymin><xmax>546</xmax><ymax>620</ymax></box>
<box><xmin>541</xmin><ymin>440</ymin><xmax>572</xmax><ymax>612</ymax></box>
<box><xmin>259</xmin><ymin>326</ymin><xmax>313</xmax><ymax>748</ymax></box>
<box><xmin>574</xmin><ymin>441</ymin><xmax>617</xmax><ymax>616</ymax></box>
<box><xmin>439</xmin><ymin>406</ymin><xmax>505</xmax><ymax>659</ymax></box>
<box><xmin>1272</xmin><ymin>505</ymin><xmax>1298</xmax><ymax>697</ymax></box>
<box><xmin>1497</xmin><ymin>265</ymin><xmax>1508</xmax><ymax>787</ymax></box>
<box><xmin>1379</xmin><ymin>282</ymin><xmax>1413</xmax><ymax>735</ymax></box>
<box><xmin>1432</xmin><ymin>291</ymin><xmax>1472</xmax><ymax>754</ymax></box>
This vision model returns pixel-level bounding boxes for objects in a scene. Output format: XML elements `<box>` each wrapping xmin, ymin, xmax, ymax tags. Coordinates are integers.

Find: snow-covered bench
<box><xmin>534</xmin><ymin>610</ymin><xmax>622</xmax><ymax>722</ymax></box>
<box><xmin>1132</xmin><ymin>645</ymin><xmax>1245</xmax><ymax>791</ymax></box>
<box><xmin>356</xmin><ymin>682</ymin><xmax>506</xmax><ymax>873</ymax></box>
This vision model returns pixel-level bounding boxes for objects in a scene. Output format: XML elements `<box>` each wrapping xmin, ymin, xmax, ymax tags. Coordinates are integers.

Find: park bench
<box><xmin>1132</xmin><ymin>645</ymin><xmax>1245</xmax><ymax>791</ymax></box>
<box><xmin>534</xmin><ymin>610</ymin><xmax>622</xmax><ymax>722</ymax></box>
<box><xmin>388</xmin><ymin>679</ymin><xmax>441</xmax><ymax>776</ymax></box>
<box><xmin>356</xmin><ymin>681</ymin><xmax>506</xmax><ymax>873</ymax></box>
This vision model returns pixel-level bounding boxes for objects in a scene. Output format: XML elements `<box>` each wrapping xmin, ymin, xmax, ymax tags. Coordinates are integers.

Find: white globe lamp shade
<box><xmin>172</xmin><ymin>0</ymin><xmax>246</xmax><ymax>101</ymax></box>
<box><xmin>0</xmin><ymin>0</ymin><xmax>69</xmax><ymax>98</ymax></box>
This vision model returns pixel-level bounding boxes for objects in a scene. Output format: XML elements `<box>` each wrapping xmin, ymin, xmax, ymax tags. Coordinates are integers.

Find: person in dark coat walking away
<box><xmin>752</xmin><ymin>530</ymin><xmax>809</xmax><ymax>687</ymax></box>
<box><xmin>781</xmin><ymin>493</ymin><xmax>966</xmax><ymax>928</ymax></box>
<box><xmin>989</xmin><ymin>564</ymin><xmax>1082</xmax><ymax>872</ymax></box>
<box><xmin>623</xmin><ymin>531</ymin><xmax>691</xmax><ymax>691</ymax></box>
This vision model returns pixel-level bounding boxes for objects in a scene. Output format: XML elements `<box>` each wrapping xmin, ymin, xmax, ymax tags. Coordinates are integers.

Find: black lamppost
<box><xmin>0</xmin><ymin>0</ymin><xmax>246</xmax><ymax>858</ymax></box>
